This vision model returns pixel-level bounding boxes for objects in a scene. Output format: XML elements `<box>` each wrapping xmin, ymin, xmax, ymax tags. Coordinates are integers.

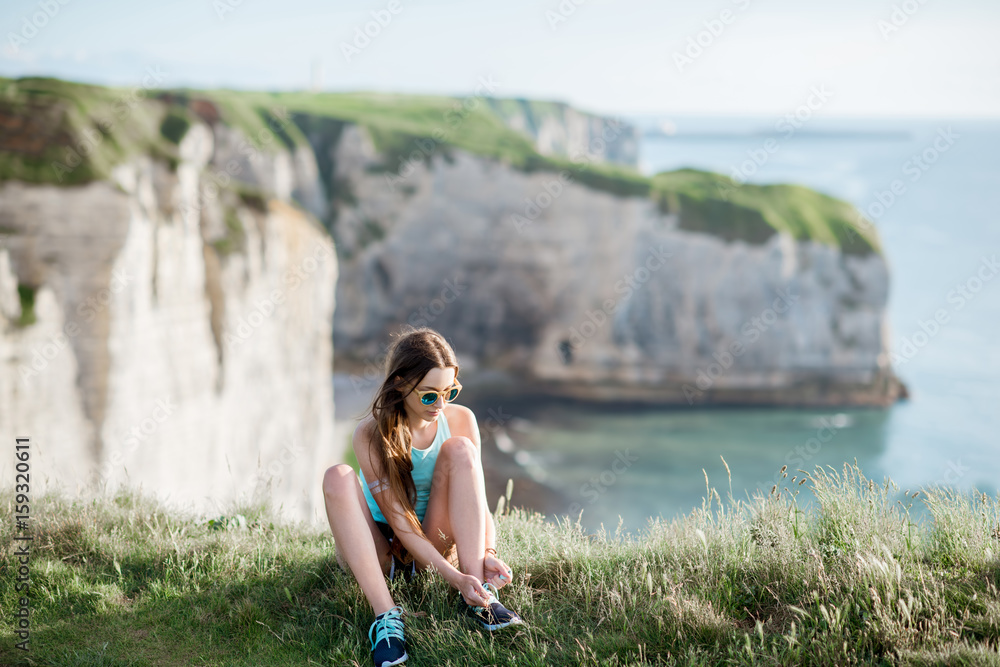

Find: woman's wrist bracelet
<box><xmin>485</xmin><ymin>547</ymin><xmax>497</xmax><ymax>557</ymax></box>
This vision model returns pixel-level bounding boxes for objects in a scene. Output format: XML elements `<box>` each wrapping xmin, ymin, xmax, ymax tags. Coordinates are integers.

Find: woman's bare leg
<box><xmin>421</xmin><ymin>437</ymin><xmax>488</xmax><ymax>589</ymax></box>
<box><xmin>322</xmin><ymin>464</ymin><xmax>395</xmax><ymax>615</ymax></box>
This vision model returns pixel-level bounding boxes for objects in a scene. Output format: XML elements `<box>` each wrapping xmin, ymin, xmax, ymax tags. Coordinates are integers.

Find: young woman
<box><xmin>322</xmin><ymin>327</ymin><xmax>523</xmax><ymax>667</ymax></box>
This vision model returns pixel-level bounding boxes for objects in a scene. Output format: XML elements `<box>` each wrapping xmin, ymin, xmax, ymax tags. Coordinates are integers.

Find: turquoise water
<box><xmin>477</xmin><ymin>398</ymin><xmax>893</xmax><ymax>533</ymax></box>
<box><xmin>497</xmin><ymin>118</ymin><xmax>1000</xmax><ymax>534</ymax></box>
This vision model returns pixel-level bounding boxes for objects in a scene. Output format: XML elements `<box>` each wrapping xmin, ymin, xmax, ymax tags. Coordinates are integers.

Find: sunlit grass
<box><xmin>2</xmin><ymin>462</ymin><xmax>998</xmax><ymax>665</ymax></box>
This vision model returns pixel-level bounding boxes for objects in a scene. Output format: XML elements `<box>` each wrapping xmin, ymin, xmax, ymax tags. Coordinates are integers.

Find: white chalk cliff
<box><xmin>0</xmin><ymin>121</ymin><xmax>338</xmax><ymax>526</ymax></box>
<box><xmin>327</xmin><ymin>126</ymin><xmax>900</xmax><ymax>406</ymax></box>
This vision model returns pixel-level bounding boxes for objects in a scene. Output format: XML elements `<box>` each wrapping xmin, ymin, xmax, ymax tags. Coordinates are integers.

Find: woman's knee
<box><xmin>440</xmin><ymin>436</ymin><xmax>478</xmax><ymax>468</ymax></box>
<box><xmin>322</xmin><ymin>464</ymin><xmax>358</xmax><ymax>500</ymax></box>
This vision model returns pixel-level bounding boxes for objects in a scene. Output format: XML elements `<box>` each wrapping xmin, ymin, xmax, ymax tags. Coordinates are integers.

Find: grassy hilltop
<box><xmin>1</xmin><ymin>463</ymin><xmax>998</xmax><ymax>666</ymax></box>
<box><xmin>0</xmin><ymin>76</ymin><xmax>879</xmax><ymax>255</ymax></box>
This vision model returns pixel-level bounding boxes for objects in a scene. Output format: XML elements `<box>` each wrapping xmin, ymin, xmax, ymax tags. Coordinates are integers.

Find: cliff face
<box><xmin>0</xmin><ymin>114</ymin><xmax>337</xmax><ymax>525</ymax></box>
<box><xmin>481</xmin><ymin>98</ymin><xmax>640</xmax><ymax>168</ymax></box>
<box><xmin>325</xmin><ymin>125</ymin><xmax>900</xmax><ymax>407</ymax></box>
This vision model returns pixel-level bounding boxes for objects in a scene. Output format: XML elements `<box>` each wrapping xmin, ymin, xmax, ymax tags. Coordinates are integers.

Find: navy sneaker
<box><xmin>464</xmin><ymin>581</ymin><xmax>524</xmax><ymax>631</ymax></box>
<box><xmin>369</xmin><ymin>605</ymin><xmax>407</xmax><ymax>667</ymax></box>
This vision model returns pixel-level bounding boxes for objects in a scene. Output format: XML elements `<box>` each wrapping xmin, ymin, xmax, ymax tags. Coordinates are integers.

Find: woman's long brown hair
<box><xmin>365</xmin><ymin>326</ymin><xmax>459</xmax><ymax>564</ymax></box>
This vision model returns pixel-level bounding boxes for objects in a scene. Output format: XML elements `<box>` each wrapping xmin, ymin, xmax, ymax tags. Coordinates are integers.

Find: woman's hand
<box><xmin>483</xmin><ymin>553</ymin><xmax>513</xmax><ymax>590</ymax></box>
<box><xmin>452</xmin><ymin>572</ymin><xmax>492</xmax><ymax>607</ymax></box>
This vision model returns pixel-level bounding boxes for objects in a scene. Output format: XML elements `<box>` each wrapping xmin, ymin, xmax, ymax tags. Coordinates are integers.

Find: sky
<box><xmin>1</xmin><ymin>0</ymin><xmax>999</xmax><ymax>118</ymax></box>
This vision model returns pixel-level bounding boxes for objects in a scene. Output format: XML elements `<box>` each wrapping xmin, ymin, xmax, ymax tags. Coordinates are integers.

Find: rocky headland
<box><xmin>0</xmin><ymin>76</ymin><xmax>902</xmax><ymax>525</ymax></box>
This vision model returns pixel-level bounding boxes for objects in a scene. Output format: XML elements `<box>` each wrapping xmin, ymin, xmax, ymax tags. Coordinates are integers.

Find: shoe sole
<box><xmin>377</xmin><ymin>651</ymin><xmax>408</xmax><ymax>667</ymax></box>
<box><xmin>478</xmin><ymin>618</ymin><xmax>524</xmax><ymax>631</ymax></box>
<box><xmin>467</xmin><ymin>612</ymin><xmax>525</xmax><ymax>631</ymax></box>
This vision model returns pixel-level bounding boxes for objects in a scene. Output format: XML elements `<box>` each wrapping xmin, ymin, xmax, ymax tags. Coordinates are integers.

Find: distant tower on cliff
<box><xmin>310</xmin><ymin>58</ymin><xmax>323</xmax><ymax>92</ymax></box>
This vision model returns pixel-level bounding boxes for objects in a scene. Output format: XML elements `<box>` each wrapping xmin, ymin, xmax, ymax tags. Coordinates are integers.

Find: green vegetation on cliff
<box><xmin>653</xmin><ymin>169</ymin><xmax>881</xmax><ymax>255</ymax></box>
<box><xmin>15</xmin><ymin>283</ymin><xmax>36</xmax><ymax>327</ymax></box>
<box><xmin>1</xmin><ymin>463</ymin><xmax>998</xmax><ymax>665</ymax></box>
<box><xmin>0</xmin><ymin>76</ymin><xmax>180</xmax><ymax>184</ymax></box>
<box><xmin>0</xmin><ymin>76</ymin><xmax>879</xmax><ymax>255</ymax></box>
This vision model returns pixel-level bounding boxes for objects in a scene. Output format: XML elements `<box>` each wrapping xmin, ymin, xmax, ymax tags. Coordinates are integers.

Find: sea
<box><xmin>471</xmin><ymin>115</ymin><xmax>1000</xmax><ymax>535</ymax></box>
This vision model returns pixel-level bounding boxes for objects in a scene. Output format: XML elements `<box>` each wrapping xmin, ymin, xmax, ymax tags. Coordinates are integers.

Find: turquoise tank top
<box><xmin>359</xmin><ymin>412</ymin><xmax>450</xmax><ymax>525</ymax></box>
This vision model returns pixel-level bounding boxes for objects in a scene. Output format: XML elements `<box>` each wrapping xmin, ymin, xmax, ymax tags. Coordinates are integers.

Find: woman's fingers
<box><xmin>463</xmin><ymin>576</ymin><xmax>490</xmax><ymax>605</ymax></box>
<box><xmin>484</xmin><ymin>558</ymin><xmax>512</xmax><ymax>588</ymax></box>
<box><xmin>486</xmin><ymin>555</ymin><xmax>512</xmax><ymax>579</ymax></box>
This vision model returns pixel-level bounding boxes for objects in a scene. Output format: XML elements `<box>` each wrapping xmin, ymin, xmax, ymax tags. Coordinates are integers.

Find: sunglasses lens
<box><xmin>420</xmin><ymin>393</ymin><xmax>437</xmax><ymax>405</ymax></box>
<box><xmin>447</xmin><ymin>387</ymin><xmax>459</xmax><ymax>401</ymax></box>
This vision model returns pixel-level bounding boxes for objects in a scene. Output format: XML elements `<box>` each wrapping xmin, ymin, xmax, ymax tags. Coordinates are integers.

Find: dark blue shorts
<box><xmin>374</xmin><ymin>520</ymin><xmax>394</xmax><ymax>544</ymax></box>
<box><xmin>375</xmin><ymin>520</ymin><xmax>416</xmax><ymax>574</ymax></box>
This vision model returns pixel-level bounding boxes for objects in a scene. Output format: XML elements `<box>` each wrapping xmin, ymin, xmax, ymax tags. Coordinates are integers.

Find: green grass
<box><xmin>2</xmin><ymin>462</ymin><xmax>998</xmax><ymax>665</ymax></box>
